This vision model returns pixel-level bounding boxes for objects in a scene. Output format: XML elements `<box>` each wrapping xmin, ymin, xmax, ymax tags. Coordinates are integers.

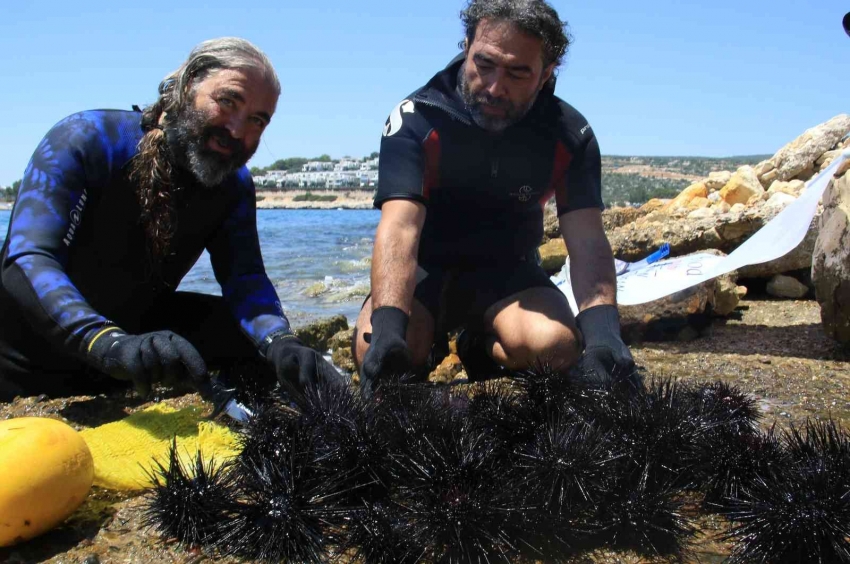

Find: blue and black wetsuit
<box><xmin>374</xmin><ymin>54</ymin><xmax>604</xmax><ymax>330</ymax></box>
<box><xmin>0</xmin><ymin>109</ymin><xmax>290</xmax><ymax>399</ymax></box>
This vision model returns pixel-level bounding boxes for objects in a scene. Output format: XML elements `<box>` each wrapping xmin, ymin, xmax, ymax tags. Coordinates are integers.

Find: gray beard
<box><xmin>459</xmin><ymin>68</ymin><xmax>540</xmax><ymax>133</ymax></box>
<box><xmin>163</xmin><ymin>106</ymin><xmax>250</xmax><ymax>188</ymax></box>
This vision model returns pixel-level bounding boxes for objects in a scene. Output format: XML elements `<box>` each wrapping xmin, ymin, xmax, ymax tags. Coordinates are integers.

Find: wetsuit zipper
<box><xmin>415</xmin><ymin>97</ymin><xmax>472</xmax><ymax>126</ymax></box>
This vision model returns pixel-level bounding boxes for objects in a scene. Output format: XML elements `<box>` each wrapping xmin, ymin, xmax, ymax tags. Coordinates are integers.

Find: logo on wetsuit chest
<box><xmin>62</xmin><ymin>189</ymin><xmax>88</xmax><ymax>247</ymax></box>
<box><xmin>509</xmin><ymin>185</ymin><xmax>540</xmax><ymax>203</ymax></box>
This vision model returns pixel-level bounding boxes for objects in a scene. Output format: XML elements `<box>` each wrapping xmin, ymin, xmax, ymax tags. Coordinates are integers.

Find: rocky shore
<box><xmin>2</xmin><ymin>296</ymin><xmax>848</xmax><ymax>564</ymax></box>
<box><xmin>255</xmin><ymin>189</ymin><xmax>374</xmax><ymax>210</ymax></box>
<box><xmin>2</xmin><ymin>115</ymin><xmax>850</xmax><ymax>563</ymax></box>
<box><xmin>0</xmin><ymin>202</ymin><xmax>12</xmax><ymax>211</ymax></box>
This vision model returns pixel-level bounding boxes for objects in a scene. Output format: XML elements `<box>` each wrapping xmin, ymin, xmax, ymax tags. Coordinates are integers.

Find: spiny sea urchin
<box><xmin>143</xmin><ymin>440</ymin><xmax>237</xmax><ymax>549</ymax></box>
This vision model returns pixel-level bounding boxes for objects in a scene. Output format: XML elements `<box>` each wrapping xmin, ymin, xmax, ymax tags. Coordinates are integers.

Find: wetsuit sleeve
<box><xmin>555</xmin><ymin>115</ymin><xmax>605</xmax><ymax>216</ymax></box>
<box><xmin>374</xmin><ymin>99</ymin><xmax>435</xmax><ymax>209</ymax></box>
<box><xmin>206</xmin><ymin>174</ymin><xmax>290</xmax><ymax>349</ymax></box>
<box><xmin>0</xmin><ymin>113</ymin><xmax>119</xmax><ymax>360</ymax></box>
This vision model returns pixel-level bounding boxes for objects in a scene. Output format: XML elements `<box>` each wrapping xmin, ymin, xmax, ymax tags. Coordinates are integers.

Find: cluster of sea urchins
<box><xmin>145</xmin><ymin>366</ymin><xmax>850</xmax><ymax>563</ymax></box>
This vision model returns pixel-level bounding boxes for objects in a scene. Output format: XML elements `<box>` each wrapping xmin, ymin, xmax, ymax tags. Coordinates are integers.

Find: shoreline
<box><xmin>255</xmin><ymin>189</ymin><xmax>374</xmax><ymax>210</ymax></box>
<box><xmin>0</xmin><ymin>202</ymin><xmax>11</xmax><ymax>211</ymax></box>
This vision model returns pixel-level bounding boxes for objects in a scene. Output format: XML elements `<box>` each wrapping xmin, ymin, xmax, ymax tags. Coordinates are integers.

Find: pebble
<box><xmin>83</xmin><ymin>555</ymin><xmax>100</xmax><ymax>564</ymax></box>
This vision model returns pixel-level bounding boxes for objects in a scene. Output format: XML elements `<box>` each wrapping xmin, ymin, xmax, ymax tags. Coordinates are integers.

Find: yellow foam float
<box><xmin>0</xmin><ymin>417</ymin><xmax>94</xmax><ymax>547</ymax></box>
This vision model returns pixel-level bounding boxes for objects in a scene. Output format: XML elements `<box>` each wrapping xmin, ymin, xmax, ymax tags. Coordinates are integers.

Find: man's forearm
<box><xmin>567</xmin><ymin>235</ymin><xmax>617</xmax><ymax>312</ymax></box>
<box><xmin>371</xmin><ymin>217</ymin><xmax>421</xmax><ymax>313</ymax></box>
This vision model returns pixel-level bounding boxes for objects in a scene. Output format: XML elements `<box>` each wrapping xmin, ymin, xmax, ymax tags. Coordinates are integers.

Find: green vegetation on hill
<box><xmin>293</xmin><ymin>192</ymin><xmax>338</xmax><ymax>203</ymax></box>
<box><xmin>1</xmin><ymin>179</ymin><xmax>20</xmax><ymax>202</ymax></box>
<box><xmin>602</xmin><ymin>155</ymin><xmax>771</xmax><ymax>178</ymax></box>
<box><xmin>600</xmin><ymin>154</ymin><xmax>770</xmax><ymax>206</ymax></box>
<box><xmin>602</xmin><ymin>174</ymin><xmax>687</xmax><ymax>207</ymax></box>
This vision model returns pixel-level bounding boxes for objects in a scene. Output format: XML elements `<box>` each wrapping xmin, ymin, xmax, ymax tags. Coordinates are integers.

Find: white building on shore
<box><xmin>253</xmin><ymin>156</ymin><xmax>380</xmax><ymax>189</ymax></box>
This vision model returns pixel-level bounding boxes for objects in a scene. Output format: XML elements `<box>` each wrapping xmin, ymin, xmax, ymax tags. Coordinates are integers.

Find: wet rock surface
<box><xmin>2</xmin><ymin>297</ymin><xmax>848</xmax><ymax>563</ymax></box>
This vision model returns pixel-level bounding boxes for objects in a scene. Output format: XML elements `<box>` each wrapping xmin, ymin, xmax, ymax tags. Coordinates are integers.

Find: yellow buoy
<box><xmin>0</xmin><ymin>417</ymin><xmax>94</xmax><ymax>547</ymax></box>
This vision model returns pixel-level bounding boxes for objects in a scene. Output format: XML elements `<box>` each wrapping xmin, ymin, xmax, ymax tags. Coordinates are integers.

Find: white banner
<box><xmin>554</xmin><ymin>150</ymin><xmax>849</xmax><ymax>310</ymax></box>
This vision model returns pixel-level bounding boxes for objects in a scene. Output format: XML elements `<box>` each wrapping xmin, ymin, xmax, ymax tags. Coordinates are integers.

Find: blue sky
<box><xmin>0</xmin><ymin>0</ymin><xmax>847</xmax><ymax>186</ymax></box>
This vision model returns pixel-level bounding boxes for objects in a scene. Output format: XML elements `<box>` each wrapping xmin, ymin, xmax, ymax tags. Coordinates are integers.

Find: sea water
<box><xmin>0</xmin><ymin>209</ymin><xmax>380</xmax><ymax>326</ymax></box>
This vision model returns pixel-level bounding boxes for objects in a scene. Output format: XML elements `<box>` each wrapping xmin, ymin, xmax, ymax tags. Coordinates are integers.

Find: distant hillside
<box><xmin>600</xmin><ymin>154</ymin><xmax>771</xmax><ymax>207</ymax></box>
<box><xmin>252</xmin><ymin>153</ymin><xmax>773</xmax><ymax>208</ymax></box>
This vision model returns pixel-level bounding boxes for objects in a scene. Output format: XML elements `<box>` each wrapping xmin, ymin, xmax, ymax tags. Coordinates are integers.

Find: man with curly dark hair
<box><xmin>355</xmin><ymin>0</ymin><xmax>638</xmax><ymax>393</ymax></box>
<box><xmin>0</xmin><ymin>38</ymin><xmax>341</xmax><ymax>401</ymax></box>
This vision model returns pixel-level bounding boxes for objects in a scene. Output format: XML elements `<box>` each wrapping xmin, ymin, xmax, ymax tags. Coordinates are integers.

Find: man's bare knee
<box><xmin>352</xmin><ymin>297</ymin><xmax>435</xmax><ymax>370</ymax></box>
<box><xmin>495</xmin><ymin>322</ymin><xmax>581</xmax><ymax>370</ymax></box>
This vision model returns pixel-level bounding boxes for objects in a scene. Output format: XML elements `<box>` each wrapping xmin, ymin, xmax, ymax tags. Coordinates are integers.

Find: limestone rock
<box><xmin>688</xmin><ymin>207</ymin><xmax>715</xmax><ymax>219</ymax></box>
<box><xmin>639</xmin><ymin>198</ymin><xmax>669</xmax><ymax>213</ymax></box>
<box><xmin>714</xmin><ymin>201</ymin><xmax>731</xmax><ymax>214</ymax></box>
<box><xmin>771</xmin><ymin>114</ymin><xmax>850</xmax><ymax>181</ymax></box>
<box><xmin>603</xmin><ymin>206</ymin><xmax>646</xmax><ymax>230</ymax></box>
<box><xmin>329</xmin><ymin>328</ymin><xmax>356</xmax><ymax>373</ymax></box>
<box><xmin>720</xmin><ymin>166</ymin><xmax>765</xmax><ymax>205</ymax></box>
<box><xmin>610</xmin><ymin>203</ymin><xmax>782</xmax><ymax>261</ymax></box>
<box><xmin>753</xmin><ymin>159</ymin><xmax>776</xmax><ymax>178</ymax></box>
<box><xmin>687</xmin><ymin>197</ymin><xmax>711</xmax><ymax>210</ymax></box>
<box><xmin>429</xmin><ymin>353</ymin><xmax>463</xmax><ymax>384</ymax></box>
<box><xmin>618</xmin><ymin>250</ymin><xmax>739</xmax><ymax>342</ymax></box>
<box><xmin>737</xmin><ymin>219</ymin><xmax>819</xmax><ymax>279</ymax></box>
<box><xmin>543</xmin><ymin>202</ymin><xmax>559</xmax><ymax>239</ymax></box>
<box><xmin>764</xmin><ymin>192</ymin><xmax>796</xmax><ymax>210</ymax></box>
<box><xmin>768</xmin><ymin>180</ymin><xmax>804</xmax><ymax>196</ymax></box>
<box><xmin>706</xmin><ymin>171</ymin><xmax>732</xmax><ymax>192</ymax></box>
<box><xmin>730</xmin><ymin>203</ymin><xmax>746</xmax><ymax>214</ymax></box>
<box><xmin>816</xmin><ymin>149</ymin><xmax>842</xmax><ymax>167</ymax></box>
<box><xmin>296</xmin><ymin>314</ymin><xmax>349</xmax><ymax>352</ymax></box>
<box><xmin>766</xmin><ymin>274</ymin><xmax>809</xmax><ymax>299</ymax></box>
<box><xmin>759</xmin><ymin>169</ymin><xmax>779</xmax><ymax>188</ymax></box>
<box><xmin>812</xmin><ymin>172</ymin><xmax>850</xmax><ymax>343</ymax></box>
<box><xmin>666</xmin><ymin>182</ymin><xmax>708</xmax><ymax>210</ymax></box>
<box><xmin>539</xmin><ymin>238</ymin><xmax>568</xmax><ymax>273</ymax></box>
<box><xmin>714</xmin><ymin>277</ymin><xmax>747</xmax><ymax>316</ymax></box>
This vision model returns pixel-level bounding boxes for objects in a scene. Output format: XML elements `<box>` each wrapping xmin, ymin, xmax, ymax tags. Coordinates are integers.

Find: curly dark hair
<box><xmin>460</xmin><ymin>0</ymin><xmax>571</xmax><ymax>68</ymax></box>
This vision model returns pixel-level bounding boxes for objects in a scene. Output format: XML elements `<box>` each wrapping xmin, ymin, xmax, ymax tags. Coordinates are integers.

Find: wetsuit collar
<box><xmin>414</xmin><ymin>53</ymin><xmax>557</xmax><ymax>128</ymax></box>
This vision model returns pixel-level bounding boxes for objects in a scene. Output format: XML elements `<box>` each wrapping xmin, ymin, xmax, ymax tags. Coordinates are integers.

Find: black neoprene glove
<box><xmin>264</xmin><ymin>332</ymin><xmax>344</xmax><ymax>391</ymax></box>
<box><xmin>361</xmin><ymin>306</ymin><xmax>413</xmax><ymax>395</ymax></box>
<box><xmin>575</xmin><ymin>305</ymin><xmax>640</xmax><ymax>391</ymax></box>
<box><xmin>87</xmin><ymin>328</ymin><xmax>208</xmax><ymax>397</ymax></box>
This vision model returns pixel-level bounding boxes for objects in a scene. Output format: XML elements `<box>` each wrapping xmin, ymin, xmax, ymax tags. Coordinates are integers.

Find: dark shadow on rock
<box><xmin>59</xmin><ymin>395</ymin><xmax>145</xmax><ymax>428</ymax></box>
<box><xmin>637</xmin><ymin>322</ymin><xmax>850</xmax><ymax>362</ymax></box>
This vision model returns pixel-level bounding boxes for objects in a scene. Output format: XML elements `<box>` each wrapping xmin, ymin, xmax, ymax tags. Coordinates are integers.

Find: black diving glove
<box><xmin>264</xmin><ymin>331</ymin><xmax>344</xmax><ymax>391</ymax></box>
<box><xmin>87</xmin><ymin>328</ymin><xmax>208</xmax><ymax>397</ymax></box>
<box><xmin>575</xmin><ymin>305</ymin><xmax>640</xmax><ymax>391</ymax></box>
<box><xmin>361</xmin><ymin>306</ymin><xmax>413</xmax><ymax>395</ymax></box>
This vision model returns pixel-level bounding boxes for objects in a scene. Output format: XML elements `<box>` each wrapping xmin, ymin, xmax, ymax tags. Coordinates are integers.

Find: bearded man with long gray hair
<box><xmin>0</xmin><ymin>37</ymin><xmax>341</xmax><ymax>401</ymax></box>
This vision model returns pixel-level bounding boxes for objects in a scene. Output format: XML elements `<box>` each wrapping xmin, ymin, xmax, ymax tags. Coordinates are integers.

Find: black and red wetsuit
<box><xmin>374</xmin><ymin>54</ymin><xmax>605</xmax><ymax>329</ymax></box>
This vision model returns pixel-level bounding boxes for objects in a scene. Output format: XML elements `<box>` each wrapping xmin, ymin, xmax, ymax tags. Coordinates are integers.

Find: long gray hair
<box><xmin>131</xmin><ymin>37</ymin><xmax>279</xmax><ymax>260</ymax></box>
